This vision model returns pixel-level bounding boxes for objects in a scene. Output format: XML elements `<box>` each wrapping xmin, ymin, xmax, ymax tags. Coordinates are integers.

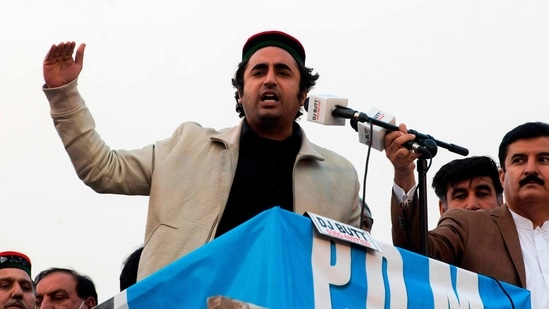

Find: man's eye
<box><xmin>511</xmin><ymin>157</ymin><xmax>525</xmax><ymax>164</ymax></box>
<box><xmin>21</xmin><ymin>284</ymin><xmax>32</xmax><ymax>292</ymax></box>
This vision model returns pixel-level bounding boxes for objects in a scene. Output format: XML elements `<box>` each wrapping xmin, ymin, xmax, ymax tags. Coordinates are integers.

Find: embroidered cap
<box><xmin>0</xmin><ymin>251</ymin><xmax>32</xmax><ymax>277</ymax></box>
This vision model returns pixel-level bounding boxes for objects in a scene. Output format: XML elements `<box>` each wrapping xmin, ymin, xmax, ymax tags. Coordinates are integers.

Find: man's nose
<box><xmin>10</xmin><ymin>283</ymin><xmax>25</xmax><ymax>298</ymax></box>
<box><xmin>464</xmin><ymin>197</ymin><xmax>481</xmax><ymax>210</ymax></box>
<box><xmin>524</xmin><ymin>158</ymin><xmax>540</xmax><ymax>176</ymax></box>
<box><xmin>38</xmin><ymin>297</ymin><xmax>54</xmax><ymax>309</ymax></box>
<box><xmin>263</xmin><ymin>69</ymin><xmax>277</xmax><ymax>85</ymax></box>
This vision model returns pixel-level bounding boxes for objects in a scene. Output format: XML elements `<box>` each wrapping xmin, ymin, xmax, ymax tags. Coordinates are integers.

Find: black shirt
<box><xmin>215</xmin><ymin>120</ymin><xmax>302</xmax><ymax>237</ymax></box>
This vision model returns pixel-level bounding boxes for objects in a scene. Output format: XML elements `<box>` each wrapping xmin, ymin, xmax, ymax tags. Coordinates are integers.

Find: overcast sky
<box><xmin>2</xmin><ymin>0</ymin><xmax>549</xmax><ymax>303</ymax></box>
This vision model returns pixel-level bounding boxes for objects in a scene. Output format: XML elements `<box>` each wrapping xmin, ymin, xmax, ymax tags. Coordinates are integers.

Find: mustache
<box><xmin>519</xmin><ymin>175</ymin><xmax>545</xmax><ymax>187</ymax></box>
<box><xmin>4</xmin><ymin>299</ymin><xmax>28</xmax><ymax>308</ymax></box>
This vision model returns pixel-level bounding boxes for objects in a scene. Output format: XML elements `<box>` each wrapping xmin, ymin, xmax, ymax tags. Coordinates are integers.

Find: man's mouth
<box><xmin>261</xmin><ymin>93</ymin><xmax>279</xmax><ymax>102</ymax></box>
<box><xmin>4</xmin><ymin>301</ymin><xmax>25</xmax><ymax>309</ymax></box>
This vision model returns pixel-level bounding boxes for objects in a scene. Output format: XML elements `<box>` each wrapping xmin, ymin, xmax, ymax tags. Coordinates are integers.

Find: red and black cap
<box><xmin>242</xmin><ymin>30</ymin><xmax>306</xmax><ymax>65</ymax></box>
<box><xmin>0</xmin><ymin>251</ymin><xmax>32</xmax><ymax>277</ymax></box>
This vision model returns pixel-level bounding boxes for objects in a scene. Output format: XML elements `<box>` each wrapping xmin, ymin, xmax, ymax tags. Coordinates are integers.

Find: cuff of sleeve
<box><xmin>392</xmin><ymin>182</ymin><xmax>417</xmax><ymax>207</ymax></box>
<box><xmin>42</xmin><ymin>78</ymin><xmax>83</xmax><ymax>114</ymax></box>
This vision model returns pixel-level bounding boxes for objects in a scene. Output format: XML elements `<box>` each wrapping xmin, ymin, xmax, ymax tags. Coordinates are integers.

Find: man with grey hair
<box><xmin>0</xmin><ymin>251</ymin><xmax>35</xmax><ymax>309</ymax></box>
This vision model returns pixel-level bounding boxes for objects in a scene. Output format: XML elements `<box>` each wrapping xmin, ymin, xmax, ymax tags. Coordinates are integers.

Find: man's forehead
<box><xmin>247</xmin><ymin>46</ymin><xmax>298</xmax><ymax>66</ymax></box>
<box><xmin>0</xmin><ymin>267</ymin><xmax>32</xmax><ymax>281</ymax></box>
<box><xmin>449</xmin><ymin>176</ymin><xmax>495</xmax><ymax>190</ymax></box>
<box><xmin>37</xmin><ymin>272</ymin><xmax>77</xmax><ymax>290</ymax></box>
<box><xmin>506</xmin><ymin>137</ymin><xmax>549</xmax><ymax>156</ymax></box>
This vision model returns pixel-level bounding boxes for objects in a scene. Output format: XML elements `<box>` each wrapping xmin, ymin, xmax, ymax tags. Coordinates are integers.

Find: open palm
<box><xmin>43</xmin><ymin>41</ymin><xmax>85</xmax><ymax>88</ymax></box>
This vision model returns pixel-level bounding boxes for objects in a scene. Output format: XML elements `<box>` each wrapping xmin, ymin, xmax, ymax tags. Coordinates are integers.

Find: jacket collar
<box><xmin>210</xmin><ymin>119</ymin><xmax>324</xmax><ymax>161</ymax></box>
<box><xmin>493</xmin><ymin>204</ymin><xmax>527</xmax><ymax>288</ymax></box>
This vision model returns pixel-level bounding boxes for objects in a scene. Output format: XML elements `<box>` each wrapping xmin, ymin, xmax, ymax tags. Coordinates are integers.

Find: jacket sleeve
<box><xmin>391</xmin><ymin>190</ymin><xmax>423</xmax><ymax>253</ymax></box>
<box><xmin>391</xmin><ymin>190</ymin><xmax>467</xmax><ymax>265</ymax></box>
<box><xmin>43</xmin><ymin>79</ymin><xmax>154</xmax><ymax>195</ymax></box>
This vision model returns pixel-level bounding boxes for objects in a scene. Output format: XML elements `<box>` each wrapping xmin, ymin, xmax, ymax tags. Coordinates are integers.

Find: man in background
<box><xmin>386</xmin><ymin>121</ymin><xmax>549</xmax><ymax>308</ymax></box>
<box><xmin>384</xmin><ymin>123</ymin><xmax>502</xmax><ymax>216</ymax></box>
<box><xmin>120</xmin><ymin>246</ymin><xmax>143</xmax><ymax>291</ymax></box>
<box><xmin>35</xmin><ymin>267</ymin><xmax>97</xmax><ymax>309</ymax></box>
<box><xmin>0</xmin><ymin>251</ymin><xmax>35</xmax><ymax>309</ymax></box>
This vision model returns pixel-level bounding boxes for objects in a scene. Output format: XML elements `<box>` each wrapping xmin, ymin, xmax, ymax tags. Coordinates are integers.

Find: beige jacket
<box><xmin>44</xmin><ymin>79</ymin><xmax>361</xmax><ymax>280</ymax></box>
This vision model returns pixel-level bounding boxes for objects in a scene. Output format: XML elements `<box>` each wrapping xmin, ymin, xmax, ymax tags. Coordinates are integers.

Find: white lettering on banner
<box><xmin>363</xmin><ymin>250</ymin><xmax>385</xmax><ymax>308</ymax></box>
<box><xmin>311</xmin><ymin>236</ymin><xmax>351</xmax><ymax>309</ymax></box>
<box><xmin>365</xmin><ymin>243</ymin><xmax>408</xmax><ymax>308</ymax></box>
<box><xmin>366</xmin><ymin>243</ymin><xmax>409</xmax><ymax>308</ymax></box>
<box><xmin>310</xmin><ymin>236</ymin><xmax>409</xmax><ymax>308</ymax></box>
<box><xmin>428</xmin><ymin>258</ymin><xmax>484</xmax><ymax>308</ymax></box>
<box><xmin>308</xmin><ymin>217</ymin><xmax>494</xmax><ymax>308</ymax></box>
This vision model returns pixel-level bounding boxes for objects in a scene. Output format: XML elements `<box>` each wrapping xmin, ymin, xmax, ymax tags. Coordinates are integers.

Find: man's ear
<box><xmin>499</xmin><ymin>167</ymin><xmax>505</xmax><ymax>185</ymax></box>
<box><xmin>85</xmin><ymin>297</ymin><xmax>97</xmax><ymax>308</ymax></box>
<box><xmin>298</xmin><ymin>90</ymin><xmax>307</xmax><ymax>106</ymax></box>
<box><xmin>438</xmin><ymin>201</ymin><xmax>445</xmax><ymax>216</ymax></box>
<box><xmin>237</xmin><ymin>88</ymin><xmax>243</xmax><ymax>103</ymax></box>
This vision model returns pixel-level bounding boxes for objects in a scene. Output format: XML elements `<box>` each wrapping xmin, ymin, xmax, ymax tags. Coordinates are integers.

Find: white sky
<box><xmin>2</xmin><ymin>0</ymin><xmax>549</xmax><ymax>303</ymax></box>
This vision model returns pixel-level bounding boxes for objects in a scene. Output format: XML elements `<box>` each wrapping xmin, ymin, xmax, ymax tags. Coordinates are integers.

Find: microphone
<box><xmin>304</xmin><ymin>95</ymin><xmax>433</xmax><ymax>155</ymax></box>
<box><xmin>303</xmin><ymin>95</ymin><xmax>348</xmax><ymax>126</ymax></box>
<box><xmin>304</xmin><ymin>95</ymin><xmax>468</xmax><ymax>156</ymax></box>
<box><xmin>354</xmin><ymin>108</ymin><xmax>434</xmax><ymax>156</ymax></box>
<box><xmin>355</xmin><ymin>107</ymin><xmax>396</xmax><ymax>152</ymax></box>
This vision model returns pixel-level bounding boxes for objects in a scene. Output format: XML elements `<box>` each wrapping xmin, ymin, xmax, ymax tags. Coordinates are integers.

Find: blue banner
<box><xmin>96</xmin><ymin>207</ymin><xmax>530</xmax><ymax>309</ymax></box>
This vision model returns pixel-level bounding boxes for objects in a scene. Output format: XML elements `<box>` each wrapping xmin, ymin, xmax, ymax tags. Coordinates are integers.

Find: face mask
<box><xmin>77</xmin><ymin>300</ymin><xmax>86</xmax><ymax>309</ymax></box>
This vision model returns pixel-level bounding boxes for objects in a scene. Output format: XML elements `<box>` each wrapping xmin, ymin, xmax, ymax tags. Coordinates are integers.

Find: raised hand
<box><xmin>384</xmin><ymin>123</ymin><xmax>421</xmax><ymax>191</ymax></box>
<box><xmin>43</xmin><ymin>41</ymin><xmax>86</xmax><ymax>88</ymax></box>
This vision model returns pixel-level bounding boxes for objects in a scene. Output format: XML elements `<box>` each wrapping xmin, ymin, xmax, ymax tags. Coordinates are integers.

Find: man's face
<box><xmin>500</xmin><ymin>136</ymin><xmax>549</xmax><ymax>211</ymax></box>
<box><xmin>239</xmin><ymin>46</ymin><xmax>306</xmax><ymax>140</ymax></box>
<box><xmin>0</xmin><ymin>268</ymin><xmax>35</xmax><ymax>309</ymax></box>
<box><xmin>439</xmin><ymin>176</ymin><xmax>501</xmax><ymax>214</ymax></box>
<box><xmin>35</xmin><ymin>272</ymin><xmax>86</xmax><ymax>309</ymax></box>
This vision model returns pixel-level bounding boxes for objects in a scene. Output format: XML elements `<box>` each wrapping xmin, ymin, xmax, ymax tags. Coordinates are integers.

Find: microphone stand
<box><xmin>417</xmin><ymin>156</ymin><xmax>430</xmax><ymax>255</ymax></box>
<box><xmin>340</xmin><ymin>106</ymin><xmax>468</xmax><ymax>256</ymax></box>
